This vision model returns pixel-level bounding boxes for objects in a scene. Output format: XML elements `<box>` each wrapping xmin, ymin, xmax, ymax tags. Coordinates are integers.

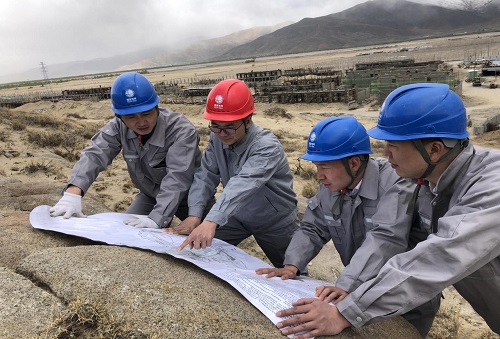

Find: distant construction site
<box><xmin>0</xmin><ymin>57</ymin><xmax>494</xmax><ymax>109</ymax></box>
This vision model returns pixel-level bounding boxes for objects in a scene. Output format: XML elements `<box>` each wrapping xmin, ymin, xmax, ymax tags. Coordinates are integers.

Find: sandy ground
<box><xmin>1</xmin><ymin>32</ymin><xmax>500</xmax><ymax>338</ymax></box>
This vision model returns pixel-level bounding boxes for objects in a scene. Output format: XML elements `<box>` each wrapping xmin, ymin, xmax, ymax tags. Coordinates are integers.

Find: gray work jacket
<box><xmin>283</xmin><ymin>157</ymin><xmax>412</xmax><ymax>275</ymax></box>
<box><xmin>337</xmin><ymin>143</ymin><xmax>500</xmax><ymax>330</ymax></box>
<box><xmin>187</xmin><ymin>123</ymin><xmax>298</xmax><ymax>228</ymax></box>
<box><xmin>67</xmin><ymin>108</ymin><xmax>201</xmax><ymax>227</ymax></box>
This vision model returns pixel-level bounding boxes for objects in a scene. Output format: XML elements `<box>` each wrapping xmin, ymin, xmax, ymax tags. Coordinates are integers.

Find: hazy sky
<box><xmin>0</xmin><ymin>0</ymin><xmax>453</xmax><ymax>77</ymax></box>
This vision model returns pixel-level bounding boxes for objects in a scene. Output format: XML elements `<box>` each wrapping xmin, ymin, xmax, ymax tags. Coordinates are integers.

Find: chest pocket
<box><xmin>148</xmin><ymin>152</ymin><xmax>167</xmax><ymax>184</ymax></box>
<box><xmin>310</xmin><ymin>195</ymin><xmax>345</xmax><ymax>245</ymax></box>
<box><xmin>361</xmin><ymin>201</ymin><xmax>377</xmax><ymax>233</ymax></box>
<box><xmin>124</xmin><ymin>153</ymin><xmax>140</xmax><ymax>168</ymax></box>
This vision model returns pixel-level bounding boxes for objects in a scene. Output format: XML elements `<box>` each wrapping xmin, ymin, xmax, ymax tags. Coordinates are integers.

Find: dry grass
<box><xmin>80</xmin><ymin>125</ymin><xmax>100</xmax><ymax>140</ymax></box>
<box><xmin>113</xmin><ymin>196</ymin><xmax>134</xmax><ymax>212</ymax></box>
<box><xmin>274</xmin><ymin>129</ymin><xmax>308</xmax><ymax>154</ymax></box>
<box><xmin>44</xmin><ymin>298</ymin><xmax>151</xmax><ymax>339</ymax></box>
<box><xmin>302</xmin><ymin>180</ymin><xmax>318</xmax><ymax>198</ymax></box>
<box><xmin>370</xmin><ymin>140</ymin><xmax>386</xmax><ymax>157</ymax></box>
<box><xmin>263</xmin><ymin>107</ymin><xmax>292</xmax><ymax>119</ymax></box>
<box><xmin>0</xmin><ymin>109</ymin><xmax>68</xmax><ymax>130</ymax></box>
<box><xmin>23</xmin><ymin>161</ymin><xmax>60</xmax><ymax>177</ymax></box>
<box><xmin>12</xmin><ymin>121</ymin><xmax>27</xmax><ymax>131</ymax></box>
<box><xmin>0</xmin><ymin>128</ymin><xmax>10</xmax><ymax>141</ymax></box>
<box><xmin>294</xmin><ymin>158</ymin><xmax>317</xmax><ymax>180</ymax></box>
<box><xmin>429</xmin><ymin>302</ymin><xmax>461</xmax><ymax>339</ymax></box>
<box><xmin>66</xmin><ymin>112</ymin><xmax>87</xmax><ymax>119</ymax></box>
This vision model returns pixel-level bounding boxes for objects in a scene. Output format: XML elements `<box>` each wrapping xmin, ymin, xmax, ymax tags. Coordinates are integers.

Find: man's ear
<box><xmin>245</xmin><ymin>115</ymin><xmax>252</xmax><ymax>126</ymax></box>
<box><xmin>349</xmin><ymin>156</ymin><xmax>362</xmax><ymax>172</ymax></box>
<box><xmin>429</xmin><ymin>141</ymin><xmax>447</xmax><ymax>161</ymax></box>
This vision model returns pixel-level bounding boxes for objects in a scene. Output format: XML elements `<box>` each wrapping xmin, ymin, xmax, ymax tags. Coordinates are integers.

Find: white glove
<box><xmin>124</xmin><ymin>215</ymin><xmax>160</xmax><ymax>229</ymax></box>
<box><xmin>49</xmin><ymin>192</ymin><xmax>86</xmax><ymax>219</ymax></box>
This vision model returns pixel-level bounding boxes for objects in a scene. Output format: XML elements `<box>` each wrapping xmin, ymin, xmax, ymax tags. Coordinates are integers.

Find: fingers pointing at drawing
<box><xmin>177</xmin><ymin>221</ymin><xmax>218</xmax><ymax>251</ymax></box>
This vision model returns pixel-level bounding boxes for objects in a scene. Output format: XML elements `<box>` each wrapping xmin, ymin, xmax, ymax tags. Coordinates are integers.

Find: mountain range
<box><xmin>4</xmin><ymin>0</ymin><xmax>500</xmax><ymax>84</ymax></box>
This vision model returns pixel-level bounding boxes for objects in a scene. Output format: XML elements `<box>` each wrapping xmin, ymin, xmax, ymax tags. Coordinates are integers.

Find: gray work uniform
<box><xmin>336</xmin><ymin>143</ymin><xmax>500</xmax><ymax>335</ymax></box>
<box><xmin>284</xmin><ymin>157</ymin><xmax>404</xmax><ymax>271</ymax></box>
<box><xmin>285</xmin><ymin>157</ymin><xmax>439</xmax><ymax>336</ymax></box>
<box><xmin>187</xmin><ymin>123</ymin><xmax>299</xmax><ymax>268</ymax></box>
<box><xmin>67</xmin><ymin>108</ymin><xmax>202</xmax><ymax>227</ymax></box>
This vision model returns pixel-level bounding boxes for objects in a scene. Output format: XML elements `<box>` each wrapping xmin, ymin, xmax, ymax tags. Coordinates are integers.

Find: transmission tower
<box><xmin>39</xmin><ymin>61</ymin><xmax>55</xmax><ymax>102</ymax></box>
<box><xmin>40</xmin><ymin>62</ymin><xmax>49</xmax><ymax>81</ymax></box>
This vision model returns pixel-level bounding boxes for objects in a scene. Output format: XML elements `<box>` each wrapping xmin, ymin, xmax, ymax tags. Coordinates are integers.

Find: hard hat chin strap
<box><xmin>341</xmin><ymin>155</ymin><xmax>368</xmax><ymax>190</ymax></box>
<box><xmin>406</xmin><ymin>138</ymin><xmax>468</xmax><ymax>216</ymax></box>
<box><xmin>332</xmin><ymin>155</ymin><xmax>368</xmax><ymax>220</ymax></box>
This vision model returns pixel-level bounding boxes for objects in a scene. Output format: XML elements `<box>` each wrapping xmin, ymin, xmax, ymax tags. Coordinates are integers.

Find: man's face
<box><xmin>382</xmin><ymin>140</ymin><xmax>428</xmax><ymax>178</ymax></box>
<box><xmin>120</xmin><ymin>108</ymin><xmax>158</xmax><ymax>135</ymax></box>
<box><xmin>209</xmin><ymin>119</ymin><xmax>247</xmax><ymax>145</ymax></box>
<box><xmin>312</xmin><ymin>160</ymin><xmax>352</xmax><ymax>192</ymax></box>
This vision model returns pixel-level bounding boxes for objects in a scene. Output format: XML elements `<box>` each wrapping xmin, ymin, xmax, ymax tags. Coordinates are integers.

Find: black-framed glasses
<box><xmin>208</xmin><ymin>121</ymin><xmax>245</xmax><ymax>135</ymax></box>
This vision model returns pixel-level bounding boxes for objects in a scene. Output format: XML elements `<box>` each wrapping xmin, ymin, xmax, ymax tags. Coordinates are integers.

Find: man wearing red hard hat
<box><xmin>166</xmin><ymin>79</ymin><xmax>299</xmax><ymax>268</ymax></box>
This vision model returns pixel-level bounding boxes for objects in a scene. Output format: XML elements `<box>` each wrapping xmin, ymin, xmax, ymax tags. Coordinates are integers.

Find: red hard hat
<box><xmin>203</xmin><ymin>79</ymin><xmax>255</xmax><ymax>121</ymax></box>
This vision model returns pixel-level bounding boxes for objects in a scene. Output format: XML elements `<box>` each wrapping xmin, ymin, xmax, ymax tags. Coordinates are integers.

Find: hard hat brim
<box><xmin>112</xmin><ymin>96</ymin><xmax>160</xmax><ymax>116</ymax></box>
<box><xmin>368</xmin><ymin>126</ymin><xmax>470</xmax><ymax>141</ymax></box>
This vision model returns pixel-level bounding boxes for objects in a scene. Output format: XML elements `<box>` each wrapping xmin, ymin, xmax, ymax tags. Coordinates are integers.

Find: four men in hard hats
<box><xmin>51</xmin><ymin>74</ymin><xmax>498</xmax><ymax>336</ymax></box>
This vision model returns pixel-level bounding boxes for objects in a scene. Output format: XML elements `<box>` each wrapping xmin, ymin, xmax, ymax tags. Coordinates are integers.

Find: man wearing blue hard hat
<box><xmin>276</xmin><ymin>83</ymin><xmax>500</xmax><ymax>337</ymax></box>
<box><xmin>50</xmin><ymin>72</ymin><xmax>208</xmax><ymax>228</ymax></box>
<box><xmin>257</xmin><ymin>116</ymin><xmax>439</xmax><ymax>336</ymax></box>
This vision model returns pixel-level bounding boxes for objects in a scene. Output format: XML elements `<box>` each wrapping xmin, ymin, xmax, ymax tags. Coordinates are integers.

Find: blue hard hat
<box><xmin>301</xmin><ymin>116</ymin><xmax>373</xmax><ymax>162</ymax></box>
<box><xmin>368</xmin><ymin>83</ymin><xmax>469</xmax><ymax>141</ymax></box>
<box><xmin>111</xmin><ymin>72</ymin><xmax>160</xmax><ymax>115</ymax></box>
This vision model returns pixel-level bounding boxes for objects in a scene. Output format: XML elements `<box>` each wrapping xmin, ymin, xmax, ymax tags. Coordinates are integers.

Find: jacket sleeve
<box><xmin>148</xmin><ymin>127</ymin><xmax>200</xmax><ymax>227</ymax></box>
<box><xmin>283</xmin><ymin>186</ymin><xmax>332</xmax><ymax>273</ymax></box>
<box><xmin>204</xmin><ymin>140</ymin><xmax>286</xmax><ymax>226</ymax></box>
<box><xmin>67</xmin><ymin>120</ymin><xmax>122</xmax><ymax>194</ymax></box>
<box><xmin>187</xmin><ymin>137</ymin><xmax>220</xmax><ymax>218</ymax></box>
<box><xmin>335</xmin><ymin>179</ymin><xmax>414</xmax><ymax>292</ymax></box>
<box><xmin>336</xmin><ymin>182</ymin><xmax>500</xmax><ymax>328</ymax></box>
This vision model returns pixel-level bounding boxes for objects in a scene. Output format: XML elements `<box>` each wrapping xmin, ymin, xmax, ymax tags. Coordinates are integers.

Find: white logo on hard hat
<box><xmin>214</xmin><ymin>94</ymin><xmax>224</xmax><ymax>109</ymax></box>
<box><xmin>125</xmin><ymin>89</ymin><xmax>137</xmax><ymax>104</ymax></box>
<box><xmin>308</xmin><ymin>132</ymin><xmax>317</xmax><ymax>148</ymax></box>
<box><xmin>310</xmin><ymin>132</ymin><xmax>317</xmax><ymax>142</ymax></box>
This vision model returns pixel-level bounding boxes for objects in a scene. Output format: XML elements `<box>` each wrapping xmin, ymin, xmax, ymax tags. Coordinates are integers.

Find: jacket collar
<box><xmin>434</xmin><ymin>142</ymin><xmax>473</xmax><ymax>194</ymax></box>
<box><xmin>356</xmin><ymin>158</ymin><xmax>380</xmax><ymax>201</ymax></box>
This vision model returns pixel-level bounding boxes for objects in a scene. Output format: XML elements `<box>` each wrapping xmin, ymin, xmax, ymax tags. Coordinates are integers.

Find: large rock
<box><xmin>0</xmin><ymin>267</ymin><xmax>64</xmax><ymax>338</ymax></box>
<box><xmin>0</xmin><ymin>179</ymin><xmax>420</xmax><ymax>338</ymax></box>
<box><xmin>15</xmin><ymin>245</ymin><xmax>420</xmax><ymax>338</ymax></box>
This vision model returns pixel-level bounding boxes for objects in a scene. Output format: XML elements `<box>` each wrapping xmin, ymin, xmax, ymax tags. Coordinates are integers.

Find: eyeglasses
<box><xmin>208</xmin><ymin>121</ymin><xmax>245</xmax><ymax>135</ymax></box>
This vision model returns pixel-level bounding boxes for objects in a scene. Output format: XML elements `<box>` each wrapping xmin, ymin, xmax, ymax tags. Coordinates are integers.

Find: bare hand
<box><xmin>275</xmin><ymin>298</ymin><xmax>351</xmax><ymax>338</ymax></box>
<box><xmin>316</xmin><ymin>285</ymin><xmax>348</xmax><ymax>303</ymax></box>
<box><xmin>164</xmin><ymin>216</ymin><xmax>201</xmax><ymax>235</ymax></box>
<box><xmin>255</xmin><ymin>265</ymin><xmax>298</xmax><ymax>279</ymax></box>
<box><xmin>177</xmin><ymin>221</ymin><xmax>217</xmax><ymax>250</ymax></box>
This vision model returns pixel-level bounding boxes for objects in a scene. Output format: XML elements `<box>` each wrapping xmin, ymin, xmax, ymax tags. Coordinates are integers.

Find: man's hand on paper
<box><xmin>255</xmin><ymin>265</ymin><xmax>298</xmax><ymax>280</ymax></box>
<box><xmin>177</xmin><ymin>220</ymin><xmax>217</xmax><ymax>250</ymax></box>
<box><xmin>124</xmin><ymin>215</ymin><xmax>159</xmax><ymax>228</ymax></box>
<box><xmin>275</xmin><ymin>298</ymin><xmax>351</xmax><ymax>338</ymax></box>
<box><xmin>315</xmin><ymin>285</ymin><xmax>349</xmax><ymax>304</ymax></box>
<box><xmin>49</xmin><ymin>191</ymin><xmax>86</xmax><ymax>219</ymax></box>
<box><xmin>164</xmin><ymin>216</ymin><xmax>201</xmax><ymax>235</ymax></box>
